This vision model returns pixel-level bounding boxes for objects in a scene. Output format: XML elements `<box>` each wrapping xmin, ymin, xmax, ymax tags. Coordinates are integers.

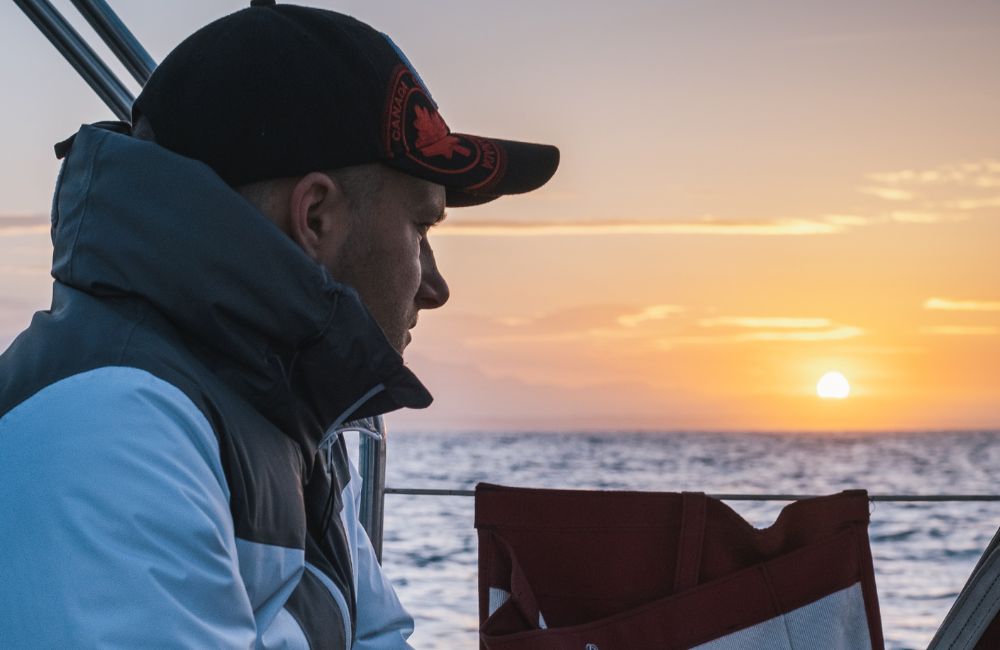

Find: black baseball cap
<box><xmin>133</xmin><ymin>1</ymin><xmax>559</xmax><ymax>207</ymax></box>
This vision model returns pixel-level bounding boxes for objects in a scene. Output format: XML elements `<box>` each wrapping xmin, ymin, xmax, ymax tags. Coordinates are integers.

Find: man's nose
<box><xmin>416</xmin><ymin>244</ymin><xmax>449</xmax><ymax>310</ymax></box>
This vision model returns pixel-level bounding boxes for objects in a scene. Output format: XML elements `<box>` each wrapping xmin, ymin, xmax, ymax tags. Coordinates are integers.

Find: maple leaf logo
<box><xmin>413</xmin><ymin>105</ymin><xmax>471</xmax><ymax>159</ymax></box>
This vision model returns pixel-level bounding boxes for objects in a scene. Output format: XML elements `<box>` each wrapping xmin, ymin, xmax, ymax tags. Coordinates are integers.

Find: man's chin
<box><xmin>388</xmin><ymin>330</ymin><xmax>411</xmax><ymax>355</ymax></box>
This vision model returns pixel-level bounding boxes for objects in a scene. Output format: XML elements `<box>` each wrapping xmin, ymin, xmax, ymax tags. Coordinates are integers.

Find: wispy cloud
<box><xmin>944</xmin><ymin>197</ymin><xmax>1000</xmax><ymax>210</ymax></box>
<box><xmin>618</xmin><ymin>305</ymin><xmax>686</xmax><ymax>327</ymax></box>
<box><xmin>886</xmin><ymin>211</ymin><xmax>961</xmax><ymax>224</ymax></box>
<box><xmin>458</xmin><ymin>304</ymin><xmax>649</xmax><ymax>345</ymax></box>
<box><xmin>0</xmin><ymin>215</ymin><xmax>48</xmax><ymax>237</ymax></box>
<box><xmin>655</xmin><ymin>325</ymin><xmax>864</xmax><ymax>350</ymax></box>
<box><xmin>859</xmin><ymin>161</ymin><xmax>1000</xmax><ymax>217</ymax></box>
<box><xmin>435</xmin><ymin>199</ymin><xmax>968</xmax><ymax>240</ymax></box>
<box><xmin>435</xmin><ymin>159</ymin><xmax>1000</xmax><ymax>240</ymax></box>
<box><xmin>924</xmin><ymin>298</ymin><xmax>1000</xmax><ymax>312</ymax></box>
<box><xmin>867</xmin><ymin>160</ymin><xmax>1000</xmax><ymax>188</ymax></box>
<box><xmin>698</xmin><ymin>316</ymin><xmax>864</xmax><ymax>343</ymax></box>
<box><xmin>868</xmin><ymin>170</ymin><xmax>947</xmax><ymax>185</ymax></box>
<box><xmin>823</xmin><ymin>214</ymin><xmax>871</xmax><ymax>226</ymax></box>
<box><xmin>682</xmin><ymin>315</ymin><xmax>864</xmax><ymax>346</ymax></box>
<box><xmin>698</xmin><ymin>316</ymin><xmax>833</xmax><ymax>329</ymax></box>
<box><xmin>858</xmin><ymin>187</ymin><xmax>914</xmax><ymax>201</ymax></box>
<box><xmin>741</xmin><ymin>326</ymin><xmax>864</xmax><ymax>341</ymax></box>
<box><xmin>435</xmin><ymin>218</ymin><xmax>843</xmax><ymax>237</ymax></box>
<box><xmin>920</xmin><ymin>326</ymin><xmax>999</xmax><ymax>336</ymax></box>
<box><xmin>425</xmin><ymin>303</ymin><xmax>867</xmax><ymax>358</ymax></box>
<box><xmin>0</xmin><ymin>265</ymin><xmax>48</xmax><ymax>276</ymax></box>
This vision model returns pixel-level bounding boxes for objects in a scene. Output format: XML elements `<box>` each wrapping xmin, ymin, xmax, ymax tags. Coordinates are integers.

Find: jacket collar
<box><xmin>51</xmin><ymin>123</ymin><xmax>432</xmax><ymax>456</ymax></box>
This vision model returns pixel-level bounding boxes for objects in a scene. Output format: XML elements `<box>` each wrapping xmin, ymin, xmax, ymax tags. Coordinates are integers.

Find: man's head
<box><xmin>132</xmin><ymin>1</ymin><xmax>558</xmax><ymax>352</ymax></box>
<box><xmin>244</xmin><ymin>164</ymin><xmax>449</xmax><ymax>353</ymax></box>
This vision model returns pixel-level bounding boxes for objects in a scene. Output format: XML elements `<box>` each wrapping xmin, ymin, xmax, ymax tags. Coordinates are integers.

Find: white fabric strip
<box><xmin>692</xmin><ymin>582</ymin><xmax>872</xmax><ymax>650</ymax></box>
<box><xmin>489</xmin><ymin>587</ymin><xmax>511</xmax><ymax>616</ymax></box>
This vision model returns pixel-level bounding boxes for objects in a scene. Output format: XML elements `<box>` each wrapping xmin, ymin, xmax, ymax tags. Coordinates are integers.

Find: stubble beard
<box><xmin>327</xmin><ymin>221</ymin><xmax>411</xmax><ymax>356</ymax></box>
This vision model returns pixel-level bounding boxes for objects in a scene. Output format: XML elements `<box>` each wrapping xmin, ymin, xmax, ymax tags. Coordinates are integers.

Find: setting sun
<box><xmin>817</xmin><ymin>372</ymin><xmax>851</xmax><ymax>399</ymax></box>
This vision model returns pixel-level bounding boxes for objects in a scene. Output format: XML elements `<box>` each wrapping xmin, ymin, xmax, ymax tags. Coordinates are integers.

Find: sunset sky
<box><xmin>1</xmin><ymin>1</ymin><xmax>998</xmax><ymax>432</ymax></box>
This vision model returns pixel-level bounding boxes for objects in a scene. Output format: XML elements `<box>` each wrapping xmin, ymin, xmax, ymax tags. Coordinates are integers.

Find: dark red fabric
<box><xmin>476</xmin><ymin>484</ymin><xmax>884</xmax><ymax>650</ymax></box>
<box><xmin>974</xmin><ymin>614</ymin><xmax>1000</xmax><ymax>649</ymax></box>
<box><xmin>674</xmin><ymin>492</ymin><xmax>706</xmax><ymax>592</ymax></box>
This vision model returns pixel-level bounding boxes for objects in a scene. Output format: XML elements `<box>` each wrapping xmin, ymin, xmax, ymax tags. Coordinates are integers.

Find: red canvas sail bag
<box><xmin>476</xmin><ymin>484</ymin><xmax>884</xmax><ymax>649</ymax></box>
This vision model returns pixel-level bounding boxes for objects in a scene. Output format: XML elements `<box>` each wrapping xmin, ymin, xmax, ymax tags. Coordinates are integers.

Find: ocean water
<box><xmin>368</xmin><ymin>430</ymin><xmax>1000</xmax><ymax>649</ymax></box>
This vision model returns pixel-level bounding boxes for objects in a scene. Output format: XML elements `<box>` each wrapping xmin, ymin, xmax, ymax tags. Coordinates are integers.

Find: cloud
<box><xmin>0</xmin><ymin>215</ymin><xmax>48</xmax><ymax>237</ymax></box>
<box><xmin>464</xmin><ymin>330</ymin><xmax>629</xmax><ymax>346</ymax></box>
<box><xmin>886</xmin><ymin>211</ymin><xmax>960</xmax><ymax>224</ymax></box>
<box><xmin>823</xmin><ymin>214</ymin><xmax>871</xmax><ymax>226</ymax></box>
<box><xmin>434</xmin><ymin>204</ymin><xmax>968</xmax><ymax>240</ymax></box>
<box><xmin>920</xmin><ymin>326</ymin><xmax>999</xmax><ymax>336</ymax></box>
<box><xmin>858</xmin><ymin>161</ymin><xmax>1000</xmax><ymax>219</ymax></box>
<box><xmin>868</xmin><ymin>170</ymin><xmax>946</xmax><ymax>185</ymax></box>
<box><xmin>428</xmin><ymin>161</ymin><xmax>994</xmax><ymax>243</ymax></box>
<box><xmin>867</xmin><ymin>160</ymin><xmax>1000</xmax><ymax>188</ymax></box>
<box><xmin>924</xmin><ymin>298</ymin><xmax>1000</xmax><ymax>312</ymax></box>
<box><xmin>435</xmin><ymin>218</ymin><xmax>844</xmax><ymax>237</ymax></box>
<box><xmin>449</xmin><ymin>305</ymin><xmax>866</xmax><ymax>351</ymax></box>
<box><xmin>0</xmin><ymin>296</ymin><xmax>33</xmax><ymax>310</ymax></box>
<box><xmin>448</xmin><ymin>304</ymin><xmax>649</xmax><ymax>346</ymax></box>
<box><xmin>858</xmin><ymin>187</ymin><xmax>914</xmax><ymax>201</ymax></box>
<box><xmin>653</xmin><ymin>315</ymin><xmax>866</xmax><ymax>348</ymax></box>
<box><xmin>655</xmin><ymin>325</ymin><xmax>864</xmax><ymax>350</ymax></box>
<box><xmin>944</xmin><ymin>197</ymin><xmax>1000</xmax><ymax>210</ymax></box>
<box><xmin>740</xmin><ymin>326</ymin><xmax>864</xmax><ymax>341</ymax></box>
<box><xmin>618</xmin><ymin>305</ymin><xmax>686</xmax><ymax>327</ymax></box>
<box><xmin>387</xmin><ymin>353</ymin><xmax>715</xmax><ymax>432</ymax></box>
<box><xmin>826</xmin><ymin>211</ymin><xmax>960</xmax><ymax>226</ymax></box>
<box><xmin>698</xmin><ymin>316</ymin><xmax>833</xmax><ymax>329</ymax></box>
<box><xmin>0</xmin><ymin>265</ymin><xmax>48</xmax><ymax>277</ymax></box>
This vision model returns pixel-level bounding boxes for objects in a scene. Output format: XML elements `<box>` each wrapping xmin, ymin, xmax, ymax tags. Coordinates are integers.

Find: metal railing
<box><xmin>383</xmin><ymin>487</ymin><xmax>1000</xmax><ymax>502</ymax></box>
<box><xmin>358</xmin><ymin>416</ymin><xmax>388</xmax><ymax>560</ymax></box>
<box><xmin>366</xmin><ymin>427</ymin><xmax>1000</xmax><ymax>561</ymax></box>
<box><xmin>14</xmin><ymin>0</ymin><xmax>152</xmax><ymax>119</ymax></box>
<box><xmin>67</xmin><ymin>0</ymin><xmax>155</xmax><ymax>86</ymax></box>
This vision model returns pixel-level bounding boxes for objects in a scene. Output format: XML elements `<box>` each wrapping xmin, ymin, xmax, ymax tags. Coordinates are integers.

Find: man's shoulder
<box><xmin>0</xmin><ymin>284</ymin><xmax>208</xmax><ymax>419</ymax></box>
<box><xmin>0</xmin><ymin>366</ymin><xmax>221</xmax><ymax>465</ymax></box>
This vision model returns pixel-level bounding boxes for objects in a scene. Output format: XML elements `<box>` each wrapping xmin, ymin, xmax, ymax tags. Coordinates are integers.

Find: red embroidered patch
<box><xmin>413</xmin><ymin>106</ymin><xmax>471</xmax><ymax>159</ymax></box>
<box><xmin>380</xmin><ymin>64</ymin><xmax>506</xmax><ymax>192</ymax></box>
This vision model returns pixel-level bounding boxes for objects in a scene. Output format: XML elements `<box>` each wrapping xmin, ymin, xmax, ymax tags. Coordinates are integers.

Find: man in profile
<box><xmin>0</xmin><ymin>2</ymin><xmax>558</xmax><ymax>647</ymax></box>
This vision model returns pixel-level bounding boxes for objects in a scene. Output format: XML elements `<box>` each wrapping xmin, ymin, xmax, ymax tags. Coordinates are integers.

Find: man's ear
<box><xmin>287</xmin><ymin>171</ymin><xmax>352</xmax><ymax>262</ymax></box>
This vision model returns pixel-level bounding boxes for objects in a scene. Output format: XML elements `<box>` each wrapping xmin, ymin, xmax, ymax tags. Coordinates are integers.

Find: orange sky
<box><xmin>1</xmin><ymin>1</ymin><xmax>998</xmax><ymax>431</ymax></box>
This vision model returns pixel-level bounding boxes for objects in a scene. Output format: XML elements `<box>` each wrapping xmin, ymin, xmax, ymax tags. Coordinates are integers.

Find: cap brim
<box><xmin>385</xmin><ymin>134</ymin><xmax>559</xmax><ymax>208</ymax></box>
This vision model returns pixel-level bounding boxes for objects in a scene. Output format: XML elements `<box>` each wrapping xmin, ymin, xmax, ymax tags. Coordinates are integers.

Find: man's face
<box><xmin>320</xmin><ymin>166</ymin><xmax>449</xmax><ymax>353</ymax></box>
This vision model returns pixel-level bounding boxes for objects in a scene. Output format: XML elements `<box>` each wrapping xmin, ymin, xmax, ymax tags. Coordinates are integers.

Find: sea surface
<box><xmin>354</xmin><ymin>430</ymin><xmax>1000</xmax><ymax>649</ymax></box>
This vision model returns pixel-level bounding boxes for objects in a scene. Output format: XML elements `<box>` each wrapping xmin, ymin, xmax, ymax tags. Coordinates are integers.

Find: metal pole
<box><xmin>68</xmin><ymin>0</ymin><xmax>156</xmax><ymax>85</ymax></box>
<box><xmin>13</xmin><ymin>0</ymin><xmax>134</xmax><ymax>121</ymax></box>
<box><xmin>383</xmin><ymin>487</ymin><xmax>1000</xmax><ymax>502</ymax></box>
<box><xmin>359</xmin><ymin>415</ymin><xmax>388</xmax><ymax>563</ymax></box>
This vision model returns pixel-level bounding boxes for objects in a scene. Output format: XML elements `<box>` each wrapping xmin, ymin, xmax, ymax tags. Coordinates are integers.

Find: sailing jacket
<box><xmin>0</xmin><ymin>123</ymin><xmax>432</xmax><ymax>648</ymax></box>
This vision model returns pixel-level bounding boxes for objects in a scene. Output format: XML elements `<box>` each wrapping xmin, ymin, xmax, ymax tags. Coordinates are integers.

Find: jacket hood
<box><xmin>50</xmin><ymin>123</ymin><xmax>432</xmax><ymax>455</ymax></box>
